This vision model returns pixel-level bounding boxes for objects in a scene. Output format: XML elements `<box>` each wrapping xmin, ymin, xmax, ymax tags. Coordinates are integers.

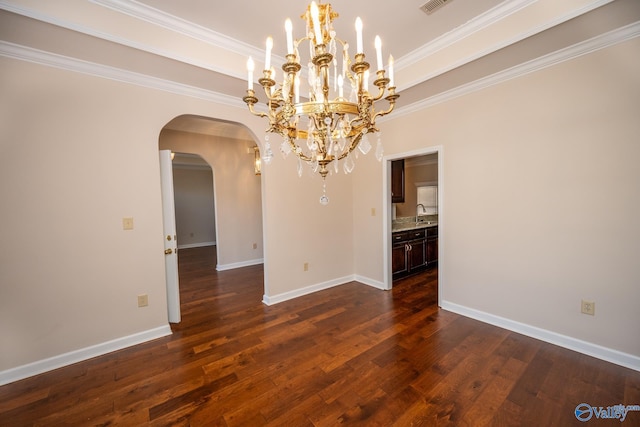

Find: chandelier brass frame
<box><xmin>243</xmin><ymin>1</ymin><xmax>398</xmax><ymax>203</ymax></box>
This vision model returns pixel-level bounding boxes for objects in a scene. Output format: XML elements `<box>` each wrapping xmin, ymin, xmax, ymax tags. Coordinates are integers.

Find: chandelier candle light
<box><xmin>242</xmin><ymin>1</ymin><xmax>398</xmax><ymax>204</ymax></box>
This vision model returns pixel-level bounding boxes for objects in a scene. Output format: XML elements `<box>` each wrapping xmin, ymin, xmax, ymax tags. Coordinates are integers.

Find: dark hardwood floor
<box><xmin>1</xmin><ymin>246</ymin><xmax>639</xmax><ymax>426</ymax></box>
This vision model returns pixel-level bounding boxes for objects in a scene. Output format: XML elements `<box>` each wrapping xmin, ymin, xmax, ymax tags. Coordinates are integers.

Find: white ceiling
<box><xmin>135</xmin><ymin>0</ymin><xmax>504</xmax><ymax>61</ymax></box>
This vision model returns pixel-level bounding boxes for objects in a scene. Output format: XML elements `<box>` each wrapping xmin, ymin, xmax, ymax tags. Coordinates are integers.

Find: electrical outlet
<box><xmin>138</xmin><ymin>294</ymin><xmax>148</xmax><ymax>307</ymax></box>
<box><xmin>303</xmin><ymin>262</ymin><xmax>309</xmax><ymax>272</ymax></box>
<box><xmin>122</xmin><ymin>217</ymin><xmax>134</xmax><ymax>230</ymax></box>
<box><xmin>581</xmin><ymin>300</ymin><xmax>595</xmax><ymax>315</ymax></box>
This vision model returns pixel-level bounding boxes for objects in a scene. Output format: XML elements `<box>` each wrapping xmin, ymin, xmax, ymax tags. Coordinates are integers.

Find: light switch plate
<box><xmin>138</xmin><ymin>294</ymin><xmax>148</xmax><ymax>307</ymax></box>
<box><xmin>123</xmin><ymin>217</ymin><xmax>134</xmax><ymax>230</ymax></box>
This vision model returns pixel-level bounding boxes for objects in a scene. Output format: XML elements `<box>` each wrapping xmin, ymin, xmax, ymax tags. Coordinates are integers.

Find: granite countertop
<box><xmin>392</xmin><ymin>221</ymin><xmax>438</xmax><ymax>232</ymax></box>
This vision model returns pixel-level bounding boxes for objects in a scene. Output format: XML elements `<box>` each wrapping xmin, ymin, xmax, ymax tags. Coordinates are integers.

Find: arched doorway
<box><xmin>158</xmin><ymin>115</ymin><xmax>264</xmax><ymax>322</ymax></box>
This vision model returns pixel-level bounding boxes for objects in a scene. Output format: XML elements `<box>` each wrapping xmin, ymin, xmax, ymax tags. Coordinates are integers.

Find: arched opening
<box><xmin>158</xmin><ymin>114</ymin><xmax>264</xmax><ymax>322</ymax></box>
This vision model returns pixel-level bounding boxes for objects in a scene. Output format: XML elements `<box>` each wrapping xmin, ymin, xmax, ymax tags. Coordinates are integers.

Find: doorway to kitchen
<box><xmin>384</xmin><ymin>146</ymin><xmax>442</xmax><ymax>307</ymax></box>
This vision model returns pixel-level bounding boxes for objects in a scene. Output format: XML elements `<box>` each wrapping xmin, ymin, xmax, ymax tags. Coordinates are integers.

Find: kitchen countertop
<box><xmin>392</xmin><ymin>221</ymin><xmax>438</xmax><ymax>232</ymax></box>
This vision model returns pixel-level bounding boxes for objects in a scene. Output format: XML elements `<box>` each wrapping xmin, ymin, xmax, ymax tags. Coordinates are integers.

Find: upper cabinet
<box><xmin>391</xmin><ymin>159</ymin><xmax>405</xmax><ymax>203</ymax></box>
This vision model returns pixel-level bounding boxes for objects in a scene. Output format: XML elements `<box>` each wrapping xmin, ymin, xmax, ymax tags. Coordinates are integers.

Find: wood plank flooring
<box><xmin>1</xmin><ymin>246</ymin><xmax>639</xmax><ymax>426</ymax></box>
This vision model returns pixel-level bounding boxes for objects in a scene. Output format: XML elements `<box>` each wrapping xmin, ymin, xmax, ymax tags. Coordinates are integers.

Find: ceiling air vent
<box><xmin>420</xmin><ymin>0</ymin><xmax>453</xmax><ymax>15</ymax></box>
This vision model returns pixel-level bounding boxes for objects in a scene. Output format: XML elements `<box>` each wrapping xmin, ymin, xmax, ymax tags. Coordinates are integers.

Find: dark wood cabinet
<box><xmin>391</xmin><ymin>159</ymin><xmax>404</xmax><ymax>203</ymax></box>
<box><xmin>426</xmin><ymin>226</ymin><xmax>438</xmax><ymax>266</ymax></box>
<box><xmin>392</xmin><ymin>242</ymin><xmax>409</xmax><ymax>277</ymax></box>
<box><xmin>408</xmin><ymin>237</ymin><xmax>426</xmax><ymax>271</ymax></box>
<box><xmin>392</xmin><ymin>228</ymin><xmax>432</xmax><ymax>279</ymax></box>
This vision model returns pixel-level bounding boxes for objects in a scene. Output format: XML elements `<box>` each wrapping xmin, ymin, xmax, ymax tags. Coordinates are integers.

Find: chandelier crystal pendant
<box><xmin>242</xmin><ymin>1</ymin><xmax>399</xmax><ymax>204</ymax></box>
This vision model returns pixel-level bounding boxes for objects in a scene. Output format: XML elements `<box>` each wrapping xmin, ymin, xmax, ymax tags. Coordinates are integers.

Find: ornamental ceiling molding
<box><xmin>394</xmin><ymin>22</ymin><xmax>640</xmax><ymax>119</ymax></box>
<box><xmin>0</xmin><ymin>21</ymin><xmax>637</xmax><ymax>117</ymax></box>
<box><xmin>397</xmin><ymin>0</ymin><xmax>613</xmax><ymax>91</ymax></box>
<box><xmin>0</xmin><ymin>0</ymin><xmax>249</xmax><ymax>80</ymax></box>
<box><xmin>0</xmin><ymin>40</ymin><xmax>245</xmax><ymax>109</ymax></box>
<box><xmin>0</xmin><ymin>0</ymin><xmax>614</xmax><ymax>91</ymax></box>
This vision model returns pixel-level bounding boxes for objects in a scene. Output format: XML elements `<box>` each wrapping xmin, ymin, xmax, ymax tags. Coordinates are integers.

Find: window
<box><xmin>417</xmin><ymin>185</ymin><xmax>437</xmax><ymax>214</ymax></box>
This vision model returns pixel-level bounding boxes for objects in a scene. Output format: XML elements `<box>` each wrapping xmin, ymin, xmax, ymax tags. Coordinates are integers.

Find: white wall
<box><xmin>172</xmin><ymin>166</ymin><xmax>216</xmax><ymax>248</ymax></box>
<box><xmin>355</xmin><ymin>38</ymin><xmax>640</xmax><ymax>360</ymax></box>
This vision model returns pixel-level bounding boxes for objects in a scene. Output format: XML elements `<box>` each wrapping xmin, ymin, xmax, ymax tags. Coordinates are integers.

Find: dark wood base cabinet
<box><xmin>426</xmin><ymin>233</ymin><xmax>438</xmax><ymax>265</ymax></box>
<box><xmin>392</xmin><ymin>227</ymin><xmax>437</xmax><ymax>280</ymax></box>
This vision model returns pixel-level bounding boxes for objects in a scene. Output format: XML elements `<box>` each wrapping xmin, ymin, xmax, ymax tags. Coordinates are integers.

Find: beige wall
<box><xmin>160</xmin><ymin>130</ymin><xmax>263</xmax><ymax>268</ymax></box>
<box><xmin>0</xmin><ymin>58</ymin><xmax>170</xmax><ymax>369</ymax></box>
<box><xmin>261</xmin><ymin>154</ymin><xmax>355</xmax><ymax>298</ymax></box>
<box><xmin>172</xmin><ymin>167</ymin><xmax>216</xmax><ymax>248</ymax></box>
<box><xmin>1</xmin><ymin>8</ymin><xmax>638</xmax><ymax>379</ymax></box>
<box><xmin>0</xmin><ymin>51</ymin><xmax>356</xmax><ymax>372</ymax></box>
<box><xmin>355</xmin><ymin>37</ymin><xmax>640</xmax><ymax>357</ymax></box>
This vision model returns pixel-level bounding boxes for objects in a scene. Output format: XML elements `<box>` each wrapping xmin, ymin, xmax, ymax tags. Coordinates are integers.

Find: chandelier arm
<box><xmin>258</xmin><ymin>72</ymin><xmax>277</xmax><ymax>100</ymax></box>
<box><xmin>373</xmin><ymin>103</ymin><xmax>395</xmax><ymax>121</ymax></box>
<box><xmin>341</xmin><ymin>55</ymin><xmax>358</xmax><ymax>90</ymax></box>
<box><xmin>372</xmin><ymin>89</ymin><xmax>399</xmax><ymax>121</ymax></box>
<box><xmin>250</xmin><ymin>108</ymin><xmax>269</xmax><ymax>120</ymax></box>
<box><xmin>329</xmin><ymin>113</ymin><xmax>342</xmax><ymax>135</ymax></box>
<box><xmin>291</xmin><ymin>135</ymin><xmax>314</xmax><ymax>162</ymax></box>
<box><xmin>371</xmin><ymin>70</ymin><xmax>390</xmax><ymax>102</ymax></box>
<box><xmin>242</xmin><ymin>89</ymin><xmax>269</xmax><ymax>117</ymax></box>
<box><xmin>371</xmin><ymin>86</ymin><xmax>387</xmax><ymax>102</ymax></box>
<box><xmin>351</xmin><ymin>53</ymin><xmax>370</xmax><ymax>100</ymax></box>
<box><xmin>345</xmin><ymin>115</ymin><xmax>364</xmax><ymax>136</ymax></box>
<box><xmin>262</xmin><ymin>85</ymin><xmax>277</xmax><ymax>101</ymax></box>
<box><xmin>336</xmin><ymin>132</ymin><xmax>364</xmax><ymax>161</ymax></box>
<box><xmin>295</xmin><ymin>127</ymin><xmax>314</xmax><ymax>162</ymax></box>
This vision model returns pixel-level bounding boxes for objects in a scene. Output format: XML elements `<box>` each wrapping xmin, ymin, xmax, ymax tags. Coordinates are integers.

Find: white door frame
<box><xmin>159</xmin><ymin>150</ymin><xmax>181</xmax><ymax>323</ymax></box>
<box><xmin>382</xmin><ymin>145</ymin><xmax>443</xmax><ymax>307</ymax></box>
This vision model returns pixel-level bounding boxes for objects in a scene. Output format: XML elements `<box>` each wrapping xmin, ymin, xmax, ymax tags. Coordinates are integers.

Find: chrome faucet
<box><xmin>416</xmin><ymin>204</ymin><xmax>426</xmax><ymax>225</ymax></box>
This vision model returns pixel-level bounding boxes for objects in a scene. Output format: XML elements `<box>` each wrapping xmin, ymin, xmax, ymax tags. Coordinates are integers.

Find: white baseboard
<box><xmin>441</xmin><ymin>301</ymin><xmax>640</xmax><ymax>372</ymax></box>
<box><xmin>263</xmin><ymin>275</ymin><xmax>352</xmax><ymax>305</ymax></box>
<box><xmin>263</xmin><ymin>275</ymin><xmax>386</xmax><ymax>305</ymax></box>
<box><xmin>178</xmin><ymin>242</ymin><xmax>215</xmax><ymax>249</ymax></box>
<box><xmin>354</xmin><ymin>275</ymin><xmax>387</xmax><ymax>290</ymax></box>
<box><xmin>0</xmin><ymin>325</ymin><xmax>172</xmax><ymax>386</ymax></box>
<box><xmin>216</xmin><ymin>258</ymin><xmax>263</xmax><ymax>271</ymax></box>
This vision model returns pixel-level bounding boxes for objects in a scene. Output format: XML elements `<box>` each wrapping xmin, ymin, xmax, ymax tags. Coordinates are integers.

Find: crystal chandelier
<box><xmin>242</xmin><ymin>1</ymin><xmax>399</xmax><ymax>204</ymax></box>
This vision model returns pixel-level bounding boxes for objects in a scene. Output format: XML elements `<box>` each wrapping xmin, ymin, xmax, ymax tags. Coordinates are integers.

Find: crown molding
<box><xmin>396</xmin><ymin>0</ymin><xmax>613</xmax><ymax>92</ymax></box>
<box><xmin>396</xmin><ymin>0</ymin><xmax>536</xmax><ymax>70</ymax></box>
<box><xmin>2</xmin><ymin>20</ymin><xmax>637</xmax><ymax>120</ymax></box>
<box><xmin>0</xmin><ymin>0</ymin><xmax>615</xmax><ymax>91</ymax></box>
<box><xmin>394</xmin><ymin>21</ymin><xmax>640</xmax><ymax>119</ymax></box>
<box><xmin>0</xmin><ymin>0</ymin><xmax>251</xmax><ymax>81</ymax></box>
<box><xmin>89</xmin><ymin>0</ymin><xmax>266</xmax><ymax>62</ymax></box>
<box><xmin>0</xmin><ymin>40</ymin><xmax>245</xmax><ymax>109</ymax></box>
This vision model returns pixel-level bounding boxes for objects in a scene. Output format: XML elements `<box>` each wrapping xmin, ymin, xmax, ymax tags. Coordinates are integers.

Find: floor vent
<box><xmin>420</xmin><ymin>0</ymin><xmax>453</xmax><ymax>15</ymax></box>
